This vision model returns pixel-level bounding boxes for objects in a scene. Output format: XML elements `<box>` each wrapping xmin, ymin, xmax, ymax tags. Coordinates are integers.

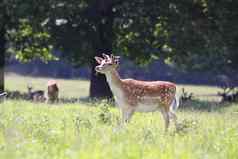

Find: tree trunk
<box><xmin>0</xmin><ymin>26</ymin><xmax>6</xmax><ymax>94</ymax></box>
<box><xmin>89</xmin><ymin>0</ymin><xmax>114</xmax><ymax>98</ymax></box>
<box><xmin>90</xmin><ymin>61</ymin><xmax>113</xmax><ymax>99</ymax></box>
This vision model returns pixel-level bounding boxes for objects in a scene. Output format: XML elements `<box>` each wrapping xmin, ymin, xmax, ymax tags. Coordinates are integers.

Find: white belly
<box><xmin>114</xmin><ymin>95</ymin><xmax>160</xmax><ymax>112</ymax></box>
<box><xmin>135</xmin><ymin>103</ymin><xmax>159</xmax><ymax>112</ymax></box>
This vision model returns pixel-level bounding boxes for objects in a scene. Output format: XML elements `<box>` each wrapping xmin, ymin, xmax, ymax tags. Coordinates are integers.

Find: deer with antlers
<box><xmin>27</xmin><ymin>84</ymin><xmax>45</xmax><ymax>102</ymax></box>
<box><xmin>95</xmin><ymin>53</ymin><xmax>179</xmax><ymax>131</ymax></box>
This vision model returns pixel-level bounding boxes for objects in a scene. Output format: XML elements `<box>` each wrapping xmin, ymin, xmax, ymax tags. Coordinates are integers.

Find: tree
<box><xmin>113</xmin><ymin>0</ymin><xmax>238</xmax><ymax>73</ymax></box>
<box><xmin>0</xmin><ymin>25</ymin><xmax>5</xmax><ymax>93</ymax></box>
<box><xmin>39</xmin><ymin>0</ymin><xmax>168</xmax><ymax>98</ymax></box>
<box><xmin>30</xmin><ymin>0</ymin><xmax>238</xmax><ymax>98</ymax></box>
<box><xmin>45</xmin><ymin>0</ymin><xmax>118</xmax><ymax>98</ymax></box>
<box><xmin>155</xmin><ymin>0</ymin><xmax>238</xmax><ymax>72</ymax></box>
<box><xmin>2</xmin><ymin>0</ymin><xmax>238</xmax><ymax>98</ymax></box>
<box><xmin>0</xmin><ymin>0</ymin><xmax>55</xmax><ymax>93</ymax></box>
<box><xmin>0</xmin><ymin>2</ymin><xmax>8</xmax><ymax>93</ymax></box>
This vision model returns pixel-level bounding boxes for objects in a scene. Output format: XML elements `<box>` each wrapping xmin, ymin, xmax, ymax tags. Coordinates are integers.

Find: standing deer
<box><xmin>95</xmin><ymin>54</ymin><xmax>179</xmax><ymax>131</ymax></box>
<box><xmin>27</xmin><ymin>84</ymin><xmax>45</xmax><ymax>102</ymax></box>
<box><xmin>46</xmin><ymin>80</ymin><xmax>59</xmax><ymax>104</ymax></box>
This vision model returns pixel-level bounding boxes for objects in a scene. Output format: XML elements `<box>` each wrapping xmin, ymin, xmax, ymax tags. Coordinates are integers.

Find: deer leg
<box><xmin>161</xmin><ymin>108</ymin><xmax>170</xmax><ymax>132</ymax></box>
<box><xmin>122</xmin><ymin>107</ymin><xmax>135</xmax><ymax>124</ymax></box>
<box><xmin>169</xmin><ymin>111</ymin><xmax>178</xmax><ymax>128</ymax></box>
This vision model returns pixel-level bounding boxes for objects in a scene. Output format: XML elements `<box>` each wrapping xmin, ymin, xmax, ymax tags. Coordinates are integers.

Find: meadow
<box><xmin>0</xmin><ymin>74</ymin><xmax>238</xmax><ymax>159</ymax></box>
<box><xmin>5</xmin><ymin>73</ymin><xmax>90</xmax><ymax>98</ymax></box>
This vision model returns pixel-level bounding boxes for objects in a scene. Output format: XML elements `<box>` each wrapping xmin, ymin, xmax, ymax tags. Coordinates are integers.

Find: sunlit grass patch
<box><xmin>0</xmin><ymin>100</ymin><xmax>238</xmax><ymax>159</ymax></box>
<box><xmin>5</xmin><ymin>73</ymin><xmax>89</xmax><ymax>98</ymax></box>
<box><xmin>5</xmin><ymin>74</ymin><xmax>222</xmax><ymax>101</ymax></box>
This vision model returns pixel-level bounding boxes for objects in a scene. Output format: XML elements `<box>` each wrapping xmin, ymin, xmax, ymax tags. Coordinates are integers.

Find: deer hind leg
<box><xmin>169</xmin><ymin>111</ymin><xmax>178</xmax><ymax>128</ymax></box>
<box><xmin>160</xmin><ymin>107</ymin><xmax>170</xmax><ymax>132</ymax></box>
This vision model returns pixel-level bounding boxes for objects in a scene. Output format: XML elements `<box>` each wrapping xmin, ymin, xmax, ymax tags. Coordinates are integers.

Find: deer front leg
<box><xmin>121</xmin><ymin>107</ymin><xmax>135</xmax><ymax>124</ymax></box>
<box><xmin>160</xmin><ymin>107</ymin><xmax>170</xmax><ymax>132</ymax></box>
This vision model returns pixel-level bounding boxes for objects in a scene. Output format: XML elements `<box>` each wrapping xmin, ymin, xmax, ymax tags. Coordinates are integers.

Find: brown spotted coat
<box><xmin>108</xmin><ymin>70</ymin><xmax>176</xmax><ymax>111</ymax></box>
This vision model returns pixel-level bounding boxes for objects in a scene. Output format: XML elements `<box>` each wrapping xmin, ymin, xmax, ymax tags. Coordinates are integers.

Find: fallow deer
<box><xmin>95</xmin><ymin>54</ymin><xmax>179</xmax><ymax>131</ymax></box>
<box><xmin>0</xmin><ymin>92</ymin><xmax>7</xmax><ymax>97</ymax></box>
<box><xmin>27</xmin><ymin>85</ymin><xmax>45</xmax><ymax>102</ymax></box>
<box><xmin>46</xmin><ymin>80</ymin><xmax>59</xmax><ymax>104</ymax></box>
<box><xmin>0</xmin><ymin>92</ymin><xmax>7</xmax><ymax>102</ymax></box>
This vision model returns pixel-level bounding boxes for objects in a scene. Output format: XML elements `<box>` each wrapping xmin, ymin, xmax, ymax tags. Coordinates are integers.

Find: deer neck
<box><xmin>105</xmin><ymin>69</ymin><xmax>124</xmax><ymax>99</ymax></box>
<box><xmin>28</xmin><ymin>88</ymin><xmax>32</xmax><ymax>94</ymax></box>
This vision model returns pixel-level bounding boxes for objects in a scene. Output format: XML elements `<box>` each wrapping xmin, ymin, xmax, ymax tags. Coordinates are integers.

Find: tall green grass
<box><xmin>0</xmin><ymin>100</ymin><xmax>237</xmax><ymax>159</ymax></box>
<box><xmin>2</xmin><ymin>74</ymin><xmax>236</xmax><ymax>158</ymax></box>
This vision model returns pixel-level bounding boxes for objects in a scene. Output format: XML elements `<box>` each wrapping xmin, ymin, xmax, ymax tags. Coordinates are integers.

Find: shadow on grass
<box><xmin>5</xmin><ymin>90</ymin><xmax>236</xmax><ymax>112</ymax></box>
<box><xmin>179</xmin><ymin>99</ymin><xmax>233</xmax><ymax>112</ymax></box>
<box><xmin>4</xmin><ymin>90</ymin><xmax>115</xmax><ymax>106</ymax></box>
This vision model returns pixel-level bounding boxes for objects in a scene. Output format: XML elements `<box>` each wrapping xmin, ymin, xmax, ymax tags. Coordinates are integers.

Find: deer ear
<box><xmin>114</xmin><ymin>56</ymin><xmax>120</xmax><ymax>64</ymax></box>
<box><xmin>94</xmin><ymin>56</ymin><xmax>103</xmax><ymax>64</ymax></box>
<box><xmin>110</xmin><ymin>54</ymin><xmax>114</xmax><ymax>59</ymax></box>
<box><xmin>27</xmin><ymin>83</ymin><xmax>32</xmax><ymax>88</ymax></box>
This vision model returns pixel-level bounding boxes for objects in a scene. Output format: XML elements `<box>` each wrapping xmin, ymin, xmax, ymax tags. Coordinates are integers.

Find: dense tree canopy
<box><xmin>113</xmin><ymin>0</ymin><xmax>238</xmax><ymax>72</ymax></box>
<box><xmin>0</xmin><ymin>0</ymin><xmax>55</xmax><ymax>93</ymax></box>
<box><xmin>41</xmin><ymin>0</ymin><xmax>238</xmax><ymax>71</ymax></box>
<box><xmin>163</xmin><ymin>0</ymin><xmax>238</xmax><ymax>72</ymax></box>
<box><xmin>1</xmin><ymin>0</ymin><xmax>55</xmax><ymax>61</ymax></box>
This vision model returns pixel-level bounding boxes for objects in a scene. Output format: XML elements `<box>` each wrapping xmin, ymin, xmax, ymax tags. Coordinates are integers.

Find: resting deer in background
<box><xmin>0</xmin><ymin>92</ymin><xmax>7</xmax><ymax>97</ymax></box>
<box><xmin>95</xmin><ymin>54</ymin><xmax>179</xmax><ymax>131</ymax></box>
<box><xmin>0</xmin><ymin>92</ymin><xmax>7</xmax><ymax>102</ymax></box>
<box><xmin>27</xmin><ymin>84</ymin><xmax>45</xmax><ymax>102</ymax></box>
<box><xmin>46</xmin><ymin>80</ymin><xmax>59</xmax><ymax>104</ymax></box>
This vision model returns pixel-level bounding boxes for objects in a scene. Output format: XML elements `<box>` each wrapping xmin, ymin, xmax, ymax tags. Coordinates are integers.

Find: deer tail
<box><xmin>170</xmin><ymin>94</ymin><xmax>180</xmax><ymax>112</ymax></box>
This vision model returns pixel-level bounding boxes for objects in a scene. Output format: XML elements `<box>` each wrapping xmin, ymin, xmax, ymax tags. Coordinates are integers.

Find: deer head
<box><xmin>27</xmin><ymin>84</ymin><xmax>33</xmax><ymax>92</ymax></box>
<box><xmin>95</xmin><ymin>53</ymin><xmax>120</xmax><ymax>74</ymax></box>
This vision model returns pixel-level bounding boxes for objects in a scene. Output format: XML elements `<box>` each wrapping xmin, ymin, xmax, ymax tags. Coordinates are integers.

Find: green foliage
<box><xmin>2</xmin><ymin>0</ymin><xmax>238</xmax><ymax>71</ymax></box>
<box><xmin>8</xmin><ymin>20</ymin><xmax>56</xmax><ymax>62</ymax></box>
<box><xmin>114</xmin><ymin>0</ymin><xmax>168</xmax><ymax>65</ymax></box>
<box><xmin>105</xmin><ymin>0</ymin><xmax>238</xmax><ymax>71</ymax></box>
<box><xmin>162</xmin><ymin>0</ymin><xmax>238</xmax><ymax>71</ymax></box>
<box><xmin>1</xmin><ymin>0</ymin><xmax>56</xmax><ymax>63</ymax></box>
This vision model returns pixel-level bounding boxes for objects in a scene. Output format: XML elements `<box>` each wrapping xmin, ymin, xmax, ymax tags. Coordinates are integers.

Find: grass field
<box><xmin>4</xmin><ymin>73</ymin><xmax>220</xmax><ymax>100</ymax></box>
<box><xmin>1</xmin><ymin>74</ymin><xmax>238</xmax><ymax>159</ymax></box>
<box><xmin>5</xmin><ymin>73</ymin><xmax>90</xmax><ymax>98</ymax></box>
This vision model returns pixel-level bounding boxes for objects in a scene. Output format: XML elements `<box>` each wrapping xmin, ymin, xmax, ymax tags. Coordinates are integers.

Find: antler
<box><xmin>102</xmin><ymin>53</ymin><xmax>110</xmax><ymax>60</ymax></box>
<box><xmin>100</xmin><ymin>53</ymin><xmax>120</xmax><ymax>64</ymax></box>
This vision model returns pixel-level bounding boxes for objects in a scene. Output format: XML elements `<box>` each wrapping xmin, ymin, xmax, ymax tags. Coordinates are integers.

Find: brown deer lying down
<box><xmin>27</xmin><ymin>85</ymin><xmax>45</xmax><ymax>102</ymax></box>
<box><xmin>46</xmin><ymin>80</ymin><xmax>59</xmax><ymax>103</ymax></box>
<box><xmin>95</xmin><ymin>54</ymin><xmax>179</xmax><ymax>131</ymax></box>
